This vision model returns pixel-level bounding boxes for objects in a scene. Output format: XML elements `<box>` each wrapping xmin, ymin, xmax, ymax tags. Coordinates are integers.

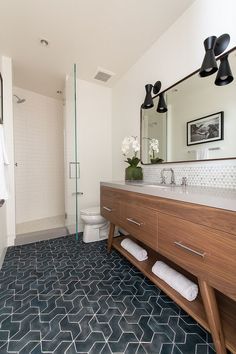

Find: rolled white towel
<box><xmin>152</xmin><ymin>261</ymin><xmax>198</xmax><ymax>301</ymax></box>
<box><xmin>121</xmin><ymin>238</ymin><xmax>148</xmax><ymax>261</ymax></box>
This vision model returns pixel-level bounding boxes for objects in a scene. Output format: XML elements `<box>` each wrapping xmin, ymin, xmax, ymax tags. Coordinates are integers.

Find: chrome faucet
<box><xmin>160</xmin><ymin>168</ymin><xmax>176</xmax><ymax>185</ymax></box>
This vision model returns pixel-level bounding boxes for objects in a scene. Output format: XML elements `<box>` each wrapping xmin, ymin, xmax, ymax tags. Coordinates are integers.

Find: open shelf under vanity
<box><xmin>112</xmin><ymin>235</ymin><xmax>236</xmax><ymax>354</ymax></box>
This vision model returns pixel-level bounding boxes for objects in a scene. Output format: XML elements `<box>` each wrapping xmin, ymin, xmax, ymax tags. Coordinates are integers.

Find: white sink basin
<box><xmin>144</xmin><ymin>184</ymin><xmax>169</xmax><ymax>188</ymax></box>
<box><xmin>127</xmin><ymin>182</ymin><xmax>178</xmax><ymax>188</ymax></box>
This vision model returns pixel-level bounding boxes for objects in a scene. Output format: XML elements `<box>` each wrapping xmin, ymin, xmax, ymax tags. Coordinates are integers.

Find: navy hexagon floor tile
<box><xmin>0</xmin><ymin>235</ymin><xmax>215</xmax><ymax>353</ymax></box>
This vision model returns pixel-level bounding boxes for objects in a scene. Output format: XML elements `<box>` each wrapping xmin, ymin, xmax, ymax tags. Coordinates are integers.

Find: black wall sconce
<box><xmin>143</xmin><ymin>84</ymin><xmax>154</xmax><ymax>109</ymax></box>
<box><xmin>142</xmin><ymin>81</ymin><xmax>167</xmax><ymax>113</ymax></box>
<box><xmin>199</xmin><ymin>35</ymin><xmax>218</xmax><ymax>77</ymax></box>
<box><xmin>199</xmin><ymin>33</ymin><xmax>234</xmax><ymax>85</ymax></box>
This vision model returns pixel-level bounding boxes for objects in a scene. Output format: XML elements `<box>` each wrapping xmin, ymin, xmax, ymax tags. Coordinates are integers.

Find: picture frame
<box><xmin>187</xmin><ymin>111</ymin><xmax>224</xmax><ymax>146</ymax></box>
<box><xmin>0</xmin><ymin>73</ymin><xmax>3</xmax><ymax>124</ymax></box>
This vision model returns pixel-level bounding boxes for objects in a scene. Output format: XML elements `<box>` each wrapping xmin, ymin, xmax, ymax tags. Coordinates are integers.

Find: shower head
<box><xmin>13</xmin><ymin>94</ymin><xmax>26</xmax><ymax>104</ymax></box>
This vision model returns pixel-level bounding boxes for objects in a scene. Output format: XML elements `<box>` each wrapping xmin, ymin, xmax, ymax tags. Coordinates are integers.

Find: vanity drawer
<box><xmin>158</xmin><ymin>213</ymin><xmax>236</xmax><ymax>300</ymax></box>
<box><xmin>100</xmin><ymin>188</ymin><xmax>120</xmax><ymax>224</ymax></box>
<box><xmin>120</xmin><ymin>202</ymin><xmax>158</xmax><ymax>250</ymax></box>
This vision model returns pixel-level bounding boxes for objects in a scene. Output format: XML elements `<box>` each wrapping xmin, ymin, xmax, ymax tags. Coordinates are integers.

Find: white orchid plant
<box><xmin>121</xmin><ymin>136</ymin><xmax>141</xmax><ymax>167</ymax></box>
<box><xmin>146</xmin><ymin>138</ymin><xmax>163</xmax><ymax>163</ymax></box>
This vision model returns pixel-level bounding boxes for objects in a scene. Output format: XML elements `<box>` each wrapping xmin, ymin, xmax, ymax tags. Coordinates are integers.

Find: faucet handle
<box><xmin>170</xmin><ymin>173</ymin><xmax>176</xmax><ymax>185</ymax></box>
<box><xmin>181</xmin><ymin>177</ymin><xmax>187</xmax><ymax>186</ymax></box>
<box><xmin>161</xmin><ymin>176</ymin><xmax>166</xmax><ymax>184</ymax></box>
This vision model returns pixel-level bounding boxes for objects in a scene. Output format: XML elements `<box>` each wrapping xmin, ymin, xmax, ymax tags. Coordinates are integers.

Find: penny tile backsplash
<box><xmin>143</xmin><ymin>159</ymin><xmax>236</xmax><ymax>189</ymax></box>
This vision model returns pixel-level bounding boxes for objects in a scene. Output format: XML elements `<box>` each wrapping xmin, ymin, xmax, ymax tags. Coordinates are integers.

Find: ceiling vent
<box><xmin>94</xmin><ymin>68</ymin><xmax>115</xmax><ymax>83</ymax></box>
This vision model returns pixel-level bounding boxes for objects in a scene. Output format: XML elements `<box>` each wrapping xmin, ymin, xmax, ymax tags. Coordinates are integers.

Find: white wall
<box><xmin>0</xmin><ymin>56</ymin><xmax>14</xmax><ymax>266</ymax></box>
<box><xmin>77</xmin><ymin>79</ymin><xmax>112</xmax><ymax>218</ymax></box>
<box><xmin>0</xmin><ymin>56</ymin><xmax>7</xmax><ymax>266</ymax></box>
<box><xmin>0</xmin><ymin>202</ymin><xmax>7</xmax><ymax>267</ymax></box>
<box><xmin>64</xmin><ymin>76</ymin><xmax>112</xmax><ymax>233</ymax></box>
<box><xmin>112</xmin><ymin>0</ymin><xmax>236</xmax><ymax>179</ymax></box>
<box><xmin>2</xmin><ymin>57</ymin><xmax>15</xmax><ymax>247</ymax></box>
<box><xmin>13</xmin><ymin>87</ymin><xmax>64</xmax><ymax>225</ymax></box>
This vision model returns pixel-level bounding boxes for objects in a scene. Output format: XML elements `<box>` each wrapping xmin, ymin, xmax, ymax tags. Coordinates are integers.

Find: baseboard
<box><xmin>0</xmin><ymin>247</ymin><xmax>7</xmax><ymax>269</ymax></box>
<box><xmin>7</xmin><ymin>235</ymin><xmax>16</xmax><ymax>247</ymax></box>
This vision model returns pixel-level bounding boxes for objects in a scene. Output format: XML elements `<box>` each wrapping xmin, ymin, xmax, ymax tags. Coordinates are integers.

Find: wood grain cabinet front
<box><xmin>100</xmin><ymin>188</ymin><xmax>120</xmax><ymax>225</ymax></box>
<box><xmin>101</xmin><ymin>185</ymin><xmax>236</xmax><ymax>354</ymax></box>
<box><xmin>158</xmin><ymin>213</ymin><xmax>236</xmax><ymax>301</ymax></box>
<box><xmin>120</xmin><ymin>201</ymin><xmax>158</xmax><ymax>250</ymax></box>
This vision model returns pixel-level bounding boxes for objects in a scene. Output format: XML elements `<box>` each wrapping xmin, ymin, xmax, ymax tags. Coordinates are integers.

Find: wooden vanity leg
<box><xmin>199</xmin><ymin>280</ymin><xmax>226</xmax><ymax>354</ymax></box>
<box><xmin>107</xmin><ymin>223</ymin><xmax>115</xmax><ymax>252</ymax></box>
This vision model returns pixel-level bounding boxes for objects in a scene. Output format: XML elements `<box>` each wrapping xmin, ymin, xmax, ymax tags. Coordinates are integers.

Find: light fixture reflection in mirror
<box><xmin>156</xmin><ymin>93</ymin><xmax>167</xmax><ymax>113</ymax></box>
<box><xmin>215</xmin><ymin>54</ymin><xmax>234</xmax><ymax>86</ymax></box>
<box><xmin>141</xmin><ymin>46</ymin><xmax>236</xmax><ymax>165</ymax></box>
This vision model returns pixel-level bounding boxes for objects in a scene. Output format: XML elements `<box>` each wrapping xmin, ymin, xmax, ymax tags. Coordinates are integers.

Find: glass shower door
<box><xmin>64</xmin><ymin>64</ymin><xmax>79</xmax><ymax>240</ymax></box>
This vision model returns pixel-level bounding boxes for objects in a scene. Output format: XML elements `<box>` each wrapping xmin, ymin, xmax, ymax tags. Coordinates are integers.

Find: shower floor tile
<box><xmin>0</xmin><ymin>236</ymin><xmax>215</xmax><ymax>354</ymax></box>
<box><xmin>16</xmin><ymin>215</ymin><xmax>65</xmax><ymax>235</ymax></box>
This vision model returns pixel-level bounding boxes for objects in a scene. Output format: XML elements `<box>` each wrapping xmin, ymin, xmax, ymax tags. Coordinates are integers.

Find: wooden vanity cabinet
<box><xmin>101</xmin><ymin>186</ymin><xmax>159</xmax><ymax>250</ymax></box>
<box><xmin>159</xmin><ymin>213</ymin><xmax>236</xmax><ymax>300</ymax></box>
<box><xmin>119</xmin><ymin>201</ymin><xmax>158</xmax><ymax>250</ymax></box>
<box><xmin>100</xmin><ymin>188</ymin><xmax>121</xmax><ymax>225</ymax></box>
<box><xmin>100</xmin><ymin>185</ymin><xmax>236</xmax><ymax>354</ymax></box>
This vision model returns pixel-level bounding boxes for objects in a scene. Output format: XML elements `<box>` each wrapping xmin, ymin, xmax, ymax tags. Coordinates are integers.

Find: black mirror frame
<box><xmin>140</xmin><ymin>46</ymin><xmax>236</xmax><ymax>165</ymax></box>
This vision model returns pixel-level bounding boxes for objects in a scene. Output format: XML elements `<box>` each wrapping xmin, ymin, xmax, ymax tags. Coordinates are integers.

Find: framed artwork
<box><xmin>187</xmin><ymin>111</ymin><xmax>224</xmax><ymax>146</ymax></box>
<box><xmin>0</xmin><ymin>73</ymin><xmax>3</xmax><ymax>124</ymax></box>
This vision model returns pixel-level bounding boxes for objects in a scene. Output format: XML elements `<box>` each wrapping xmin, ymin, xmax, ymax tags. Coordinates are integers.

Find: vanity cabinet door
<box><xmin>100</xmin><ymin>187</ymin><xmax>120</xmax><ymax>224</ymax></box>
<box><xmin>120</xmin><ymin>201</ymin><xmax>158</xmax><ymax>250</ymax></box>
<box><xmin>158</xmin><ymin>213</ymin><xmax>236</xmax><ymax>300</ymax></box>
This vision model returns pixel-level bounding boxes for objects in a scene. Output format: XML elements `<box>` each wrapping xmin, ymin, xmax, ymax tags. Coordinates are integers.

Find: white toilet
<box><xmin>80</xmin><ymin>206</ymin><xmax>110</xmax><ymax>243</ymax></box>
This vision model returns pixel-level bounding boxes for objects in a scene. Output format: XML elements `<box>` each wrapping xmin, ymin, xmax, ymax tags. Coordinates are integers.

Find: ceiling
<box><xmin>0</xmin><ymin>0</ymin><xmax>195</xmax><ymax>99</ymax></box>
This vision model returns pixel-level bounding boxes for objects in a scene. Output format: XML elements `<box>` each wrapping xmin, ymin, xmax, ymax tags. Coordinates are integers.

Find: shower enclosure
<box><xmin>13</xmin><ymin>64</ymin><xmax>79</xmax><ymax>243</ymax></box>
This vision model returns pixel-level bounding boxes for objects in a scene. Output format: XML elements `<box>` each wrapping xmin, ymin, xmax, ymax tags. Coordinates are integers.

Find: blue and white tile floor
<box><xmin>0</xmin><ymin>235</ymin><xmax>216</xmax><ymax>353</ymax></box>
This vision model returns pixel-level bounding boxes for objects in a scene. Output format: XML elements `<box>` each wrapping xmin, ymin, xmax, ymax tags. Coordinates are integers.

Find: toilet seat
<box><xmin>80</xmin><ymin>207</ymin><xmax>100</xmax><ymax>216</ymax></box>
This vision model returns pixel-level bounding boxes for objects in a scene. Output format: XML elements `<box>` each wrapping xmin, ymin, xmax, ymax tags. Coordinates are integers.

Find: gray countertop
<box><xmin>101</xmin><ymin>180</ymin><xmax>236</xmax><ymax>212</ymax></box>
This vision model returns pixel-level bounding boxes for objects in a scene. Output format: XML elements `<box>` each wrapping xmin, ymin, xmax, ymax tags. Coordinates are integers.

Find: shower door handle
<box><xmin>69</xmin><ymin>162</ymin><xmax>80</xmax><ymax>179</ymax></box>
<box><xmin>72</xmin><ymin>192</ymin><xmax>83</xmax><ymax>195</ymax></box>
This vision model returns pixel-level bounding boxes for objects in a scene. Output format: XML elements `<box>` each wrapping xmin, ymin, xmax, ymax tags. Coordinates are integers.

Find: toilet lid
<box><xmin>80</xmin><ymin>206</ymin><xmax>100</xmax><ymax>216</ymax></box>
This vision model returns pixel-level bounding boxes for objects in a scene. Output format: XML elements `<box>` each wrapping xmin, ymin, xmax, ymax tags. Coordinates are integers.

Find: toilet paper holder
<box><xmin>0</xmin><ymin>199</ymin><xmax>5</xmax><ymax>207</ymax></box>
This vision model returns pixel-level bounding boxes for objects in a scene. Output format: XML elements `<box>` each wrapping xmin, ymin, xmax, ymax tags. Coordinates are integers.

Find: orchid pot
<box><xmin>121</xmin><ymin>136</ymin><xmax>143</xmax><ymax>181</ymax></box>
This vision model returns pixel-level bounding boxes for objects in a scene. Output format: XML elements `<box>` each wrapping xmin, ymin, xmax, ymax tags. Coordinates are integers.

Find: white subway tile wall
<box><xmin>14</xmin><ymin>87</ymin><xmax>65</xmax><ymax>225</ymax></box>
<box><xmin>143</xmin><ymin>160</ymin><xmax>236</xmax><ymax>189</ymax></box>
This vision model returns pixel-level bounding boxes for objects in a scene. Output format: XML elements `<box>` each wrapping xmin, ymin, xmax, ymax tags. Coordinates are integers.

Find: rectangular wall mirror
<box><xmin>141</xmin><ymin>47</ymin><xmax>236</xmax><ymax>164</ymax></box>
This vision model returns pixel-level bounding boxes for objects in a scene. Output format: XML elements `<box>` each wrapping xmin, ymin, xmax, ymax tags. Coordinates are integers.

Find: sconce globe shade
<box><xmin>142</xmin><ymin>84</ymin><xmax>154</xmax><ymax>109</ymax></box>
<box><xmin>199</xmin><ymin>36</ymin><xmax>218</xmax><ymax>77</ymax></box>
<box><xmin>214</xmin><ymin>34</ymin><xmax>230</xmax><ymax>56</ymax></box>
<box><xmin>156</xmin><ymin>92</ymin><xmax>167</xmax><ymax>113</ymax></box>
<box><xmin>153</xmin><ymin>81</ymin><xmax>162</xmax><ymax>95</ymax></box>
<box><xmin>215</xmin><ymin>55</ymin><xmax>234</xmax><ymax>86</ymax></box>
